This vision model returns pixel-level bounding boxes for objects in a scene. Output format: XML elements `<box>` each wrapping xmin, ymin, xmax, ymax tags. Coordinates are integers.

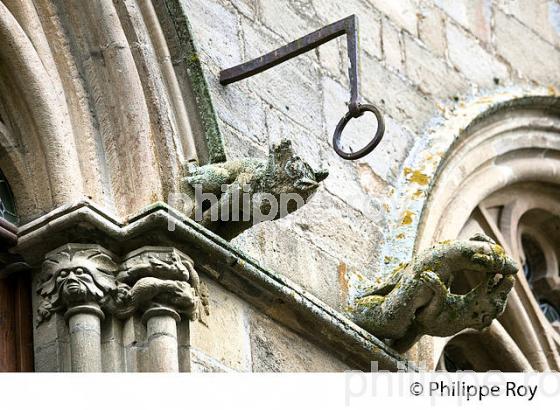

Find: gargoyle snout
<box><xmin>502</xmin><ymin>255</ymin><xmax>519</xmax><ymax>276</ymax></box>
<box><xmin>314</xmin><ymin>169</ymin><xmax>329</xmax><ymax>182</ymax></box>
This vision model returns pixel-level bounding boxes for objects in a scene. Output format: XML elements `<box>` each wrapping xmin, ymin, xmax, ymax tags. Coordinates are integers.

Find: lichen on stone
<box><xmin>350</xmin><ymin>233</ymin><xmax>518</xmax><ymax>352</ymax></box>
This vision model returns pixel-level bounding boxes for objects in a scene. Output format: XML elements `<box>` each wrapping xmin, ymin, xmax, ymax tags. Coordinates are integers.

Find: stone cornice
<box><xmin>12</xmin><ymin>199</ymin><xmax>416</xmax><ymax>371</ymax></box>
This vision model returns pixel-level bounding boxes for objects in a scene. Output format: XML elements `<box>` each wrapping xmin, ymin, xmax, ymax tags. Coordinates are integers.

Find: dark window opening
<box><xmin>0</xmin><ymin>169</ymin><xmax>17</xmax><ymax>224</ymax></box>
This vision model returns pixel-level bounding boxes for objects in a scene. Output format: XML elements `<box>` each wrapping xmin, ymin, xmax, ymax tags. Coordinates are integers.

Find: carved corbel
<box><xmin>181</xmin><ymin>139</ymin><xmax>329</xmax><ymax>239</ymax></box>
<box><xmin>114</xmin><ymin>247</ymin><xmax>208</xmax><ymax>372</ymax></box>
<box><xmin>37</xmin><ymin>244</ymin><xmax>118</xmax><ymax>324</ymax></box>
<box><xmin>36</xmin><ymin>244</ymin><xmax>118</xmax><ymax>372</ymax></box>
<box><xmin>112</xmin><ymin>247</ymin><xmax>207</xmax><ymax>322</ymax></box>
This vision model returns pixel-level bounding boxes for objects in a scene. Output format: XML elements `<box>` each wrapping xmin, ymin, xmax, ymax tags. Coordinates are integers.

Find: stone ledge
<box><xmin>13</xmin><ymin>199</ymin><xmax>416</xmax><ymax>371</ymax></box>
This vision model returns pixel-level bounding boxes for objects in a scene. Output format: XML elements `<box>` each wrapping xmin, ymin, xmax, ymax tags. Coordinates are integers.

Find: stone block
<box><xmin>259</xmin><ymin>0</ymin><xmax>316</xmax><ymax>41</ymax></box>
<box><xmin>233</xmin><ymin>219</ymin><xmax>347</xmax><ymax>309</ymax></box>
<box><xmin>435</xmin><ymin>0</ymin><xmax>492</xmax><ymax>43</ymax></box>
<box><xmin>382</xmin><ymin>18</ymin><xmax>405</xmax><ymax>73</ymax></box>
<box><xmin>240</xmin><ymin>18</ymin><xmax>322</xmax><ymax>129</ymax></box>
<box><xmin>248</xmin><ymin>308</ymin><xmax>350</xmax><ymax>371</ymax></box>
<box><xmin>189</xmin><ymin>280</ymin><xmax>252</xmax><ymax>371</ymax></box>
<box><xmin>184</xmin><ymin>0</ymin><xmax>242</xmax><ymax>69</ymax></box>
<box><xmin>446</xmin><ymin>23</ymin><xmax>509</xmax><ymax>88</ymax></box>
<box><xmin>206</xmin><ymin>74</ymin><xmax>268</xmax><ymax>145</ymax></box>
<box><xmin>285</xmin><ymin>189</ymin><xmax>384</xmax><ymax>269</ymax></box>
<box><xmin>418</xmin><ymin>4</ymin><xmax>447</xmax><ymax>57</ymax></box>
<box><xmin>317</xmin><ymin>37</ymin><xmax>346</xmax><ymax>80</ymax></box>
<box><xmin>360</xmin><ymin>52</ymin><xmax>435</xmax><ymax>133</ymax></box>
<box><xmin>494</xmin><ymin>9</ymin><xmax>560</xmax><ymax>84</ymax></box>
<box><xmin>404</xmin><ymin>35</ymin><xmax>468</xmax><ymax>99</ymax></box>
<box><xmin>497</xmin><ymin>0</ymin><xmax>560</xmax><ymax>48</ymax></box>
<box><xmin>366</xmin><ymin>0</ymin><xmax>419</xmax><ymax>35</ymax></box>
<box><xmin>311</xmin><ymin>0</ymin><xmax>383</xmax><ymax>59</ymax></box>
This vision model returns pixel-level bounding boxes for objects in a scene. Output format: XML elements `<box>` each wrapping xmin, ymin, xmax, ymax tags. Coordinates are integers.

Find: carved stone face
<box><xmin>270</xmin><ymin>140</ymin><xmax>328</xmax><ymax>197</ymax></box>
<box><xmin>57</xmin><ymin>267</ymin><xmax>99</xmax><ymax>303</ymax></box>
<box><xmin>37</xmin><ymin>245</ymin><xmax>118</xmax><ymax>324</ymax></box>
<box><xmin>285</xmin><ymin>157</ymin><xmax>329</xmax><ymax>192</ymax></box>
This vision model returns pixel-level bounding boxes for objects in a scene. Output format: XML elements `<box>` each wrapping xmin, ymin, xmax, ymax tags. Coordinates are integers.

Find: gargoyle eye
<box><xmin>59</xmin><ymin>270</ymin><xmax>68</xmax><ymax>278</ymax></box>
<box><xmin>76</xmin><ymin>268</ymin><xmax>84</xmax><ymax>275</ymax></box>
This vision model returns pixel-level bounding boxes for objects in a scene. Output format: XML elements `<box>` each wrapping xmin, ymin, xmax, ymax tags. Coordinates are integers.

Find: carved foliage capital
<box><xmin>36</xmin><ymin>245</ymin><xmax>209</xmax><ymax>325</ymax></box>
<box><xmin>37</xmin><ymin>244</ymin><xmax>118</xmax><ymax>324</ymax></box>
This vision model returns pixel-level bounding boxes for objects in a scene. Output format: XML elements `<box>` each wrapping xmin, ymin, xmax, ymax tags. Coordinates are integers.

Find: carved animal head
<box><xmin>266</xmin><ymin>140</ymin><xmax>329</xmax><ymax>197</ymax></box>
<box><xmin>351</xmin><ymin>233</ymin><xmax>519</xmax><ymax>352</ymax></box>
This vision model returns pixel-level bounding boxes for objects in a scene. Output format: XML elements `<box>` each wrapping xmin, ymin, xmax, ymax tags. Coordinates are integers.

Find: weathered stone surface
<box><xmin>311</xmin><ymin>0</ymin><xmax>383</xmax><ymax>58</ymax></box>
<box><xmin>366</xmin><ymin>0</ymin><xmax>419</xmax><ymax>35</ymax></box>
<box><xmin>360</xmin><ymin>52</ymin><xmax>435</xmax><ymax>133</ymax></box>
<box><xmin>233</xmin><ymin>220</ymin><xmax>348</xmax><ymax>309</ymax></box>
<box><xmin>494</xmin><ymin>9</ymin><xmax>560</xmax><ymax>84</ymax></box>
<box><xmin>249</xmin><ymin>309</ymin><xmax>350</xmax><ymax>371</ymax></box>
<box><xmin>189</xmin><ymin>280</ymin><xmax>252</xmax><ymax>371</ymax></box>
<box><xmin>418</xmin><ymin>4</ymin><xmax>447</xmax><ymax>57</ymax></box>
<box><xmin>286</xmin><ymin>190</ymin><xmax>384</xmax><ymax>269</ymax></box>
<box><xmin>404</xmin><ymin>35</ymin><xmax>468</xmax><ymax>99</ymax></box>
<box><xmin>382</xmin><ymin>18</ymin><xmax>404</xmax><ymax>73</ymax></box>
<box><xmin>259</xmin><ymin>0</ymin><xmax>315</xmax><ymax>41</ymax></box>
<box><xmin>446</xmin><ymin>23</ymin><xmax>509</xmax><ymax>88</ymax></box>
<box><xmin>352</xmin><ymin>234</ymin><xmax>518</xmax><ymax>352</ymax></box>
<box><xmin>497</xmin><ymin>0</ymin><xmax>560</xmax><ymax>48</ymax></box>
<box><xmin>435</xmin><ymin>0</ymin><xmax>492</xmax><ymax>43</ymax></box>
<box><xmin>184</xmin><ymin>0</ymin><xmax>242</xmax><ymax>68</ymax></box>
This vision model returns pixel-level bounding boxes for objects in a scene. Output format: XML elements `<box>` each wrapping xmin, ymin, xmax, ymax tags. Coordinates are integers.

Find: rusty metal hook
<box><xmin>219</xmin><ymin>15</ymin><xmax>385</xmax><ymax>161</ymax></box>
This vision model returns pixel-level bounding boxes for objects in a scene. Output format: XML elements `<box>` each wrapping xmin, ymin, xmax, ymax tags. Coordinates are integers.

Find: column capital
<box><xmin>36</xmin><ymin>244</ymin><xmax>118</xmax><ymax>324</ymax></box>
<box><xmin>110</xmin><ymin>247</ymin><xmax>208</xmax><ymax>321</ymax></box>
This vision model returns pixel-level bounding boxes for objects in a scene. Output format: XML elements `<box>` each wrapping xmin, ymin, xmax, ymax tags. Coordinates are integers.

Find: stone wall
<box><xmin>184</xmin><ymin>0</ymin><xmax>560</xmax><ymax>314</ymax></box>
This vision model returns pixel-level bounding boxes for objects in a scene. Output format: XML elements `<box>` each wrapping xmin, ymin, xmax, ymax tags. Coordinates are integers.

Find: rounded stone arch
<box><xmin>384</xmin><ymin>91</ymin><xmax>560</xmax><ymax>370</ymax></box>
<box><xmin>0</xmin><ymin>2</ymin><xmax>84</xmax><ymax>220</ymax></box>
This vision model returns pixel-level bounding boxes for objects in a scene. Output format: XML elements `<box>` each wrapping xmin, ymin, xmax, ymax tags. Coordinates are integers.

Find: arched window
<box><xmin>389</xmin><ymin>97</ymin><xmax>560</xmax><ymax>371</ymax></box>
<box><xmin>0</xmin><ymin>169</ymin><xmax>17</xmax><ymax>224</ymax></box>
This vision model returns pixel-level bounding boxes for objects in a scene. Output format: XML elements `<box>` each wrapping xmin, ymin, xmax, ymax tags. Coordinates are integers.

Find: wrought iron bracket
<box><xmin>219</xmin><ymin>15</ymin><xmax>385</xmax><ymax>161</ymax></box>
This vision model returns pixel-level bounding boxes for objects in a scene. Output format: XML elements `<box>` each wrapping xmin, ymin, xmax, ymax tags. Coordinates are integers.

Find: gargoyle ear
<box><xmin>270</xmin><ymin>139</ymin><xmax>295</xmax><ymax>163</ymax></box>
<box><xmin>314</xmin><ymin>169</ymin><xmax>329</xmax><ymax>182</ymax></box>
<box><xmin>469</xmin><ymin>233</ymin><xmax>496</xmax><ymax>244</ymax></box>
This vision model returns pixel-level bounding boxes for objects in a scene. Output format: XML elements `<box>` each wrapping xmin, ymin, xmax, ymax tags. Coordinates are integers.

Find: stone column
<box><xmin>66</xmin><ymin>304</ymin><xmax>104</xmax><ymax>372</ymax></box>
<box><xmin>117</xmin><ymin>247</ymin><xmax>206</xmax><ymax>372</ymax></box>
<box><xmin>36</xmin><ymin>244</ymin><xmax>118</xmax><ymax>372</ymax></box>
<box><xmin>143</xmin><ymin>307</ymin><xmax>180</xmax><ymax>372</ymax></box>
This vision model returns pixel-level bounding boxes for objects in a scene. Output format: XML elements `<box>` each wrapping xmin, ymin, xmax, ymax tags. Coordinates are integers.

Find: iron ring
<box><xmin>332</xmin><ymin>103</ymin><xmax>385</xmax><ymax>160</ymax></box>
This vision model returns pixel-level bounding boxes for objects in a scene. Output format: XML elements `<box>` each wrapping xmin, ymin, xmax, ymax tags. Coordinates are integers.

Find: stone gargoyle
<box><xmin>351</xmin><ymin>234</ymin><xmax>518</xmax><ymax>352</ymax></box>
<box><xmin>181</xmin><ymin>140</ymin><xmax>328</xmax><ymax>239</ymax></box>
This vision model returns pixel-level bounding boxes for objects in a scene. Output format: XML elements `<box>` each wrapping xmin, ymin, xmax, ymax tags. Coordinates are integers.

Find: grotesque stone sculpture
<box><xmin>182</xmin><ymin>139</ymin><xmax>328</xmax><ymax>239</ymax></box>
<box><xmin>37</xmin><ymin>245</ymin><xmax>208</xmax><ymax>324</ymax></box>
<box><xmin>37</xmin><ymin>244</ymin><xmax>118</xmax><ymax>324</ymax></box>
<box><xmin>352</xmin><ymin>234</ymin><xmax>518</xmax><ymax>352</ymax></box>
<box><xmin>111</xmin><ymin>248</ymin><xmax>206</xmax><ymax>321</ymax></box>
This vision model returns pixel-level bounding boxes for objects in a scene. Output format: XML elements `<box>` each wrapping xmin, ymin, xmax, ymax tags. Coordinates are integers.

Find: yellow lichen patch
<box><xmin>403</xmin><ymin>167</ymin><xmax>429</xmax><ymax>185</ymax></box>
<box><xmin>491</xmin><ymin>244</ymin><xmax>506</xmax><ymax>258</ymax></box>
<box><xmin>401</xmin><ymin>210</ymin><xmax>415</xmax><ymax>225</ymax></box>
<box><xmin>412</xmin><ymin>189</ymin><xmax>424</xmax><ymax>199</ymax></box>
<box><xmin>355</xmin><ymin>295</ymin><xmax>385</xmax><ymax>307</ymax></box>
<box><xmin>396</xmin><ymin>232</ymin><xmax>405</xmax><ymax>240</ymax></box>
<box><xmin>384</xmin><ymin>256</ymin><xmax>394</xmax><ymax>264</ymax></box>
<box><xmin>338</xmin><ymin>262</ymin><xmax>349</xmax><ymax>298</ymax></box>
<box><xmin>548</xmin><ymin>84</ymin><xmax>559</xmax><ymax>96</ymax></box>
